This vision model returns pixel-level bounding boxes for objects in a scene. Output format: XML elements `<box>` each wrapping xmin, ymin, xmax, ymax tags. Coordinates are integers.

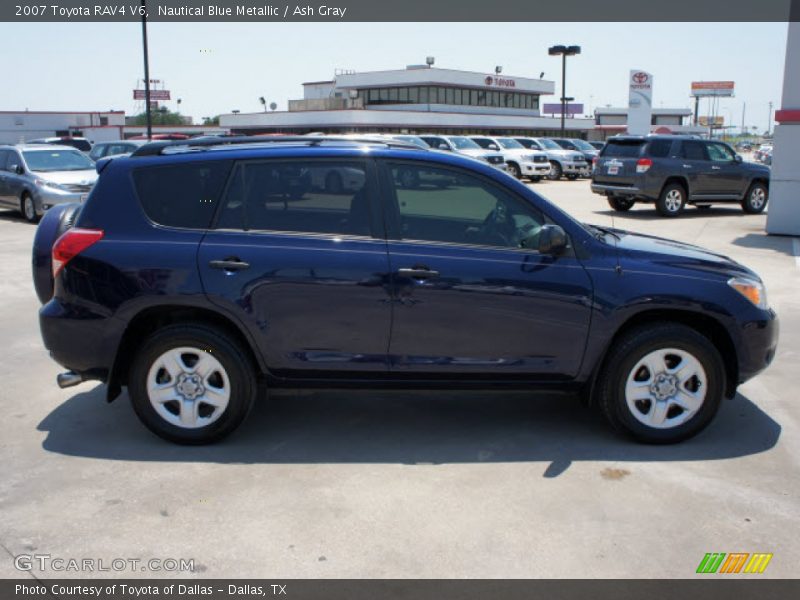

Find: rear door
<box><xmin>198</xmin><ymin>157</ymin><xmax>393</xmax><ymax>376</ymax></box>
<box><xmin>705</xmin><ymin>142</ymin><xmax>746</xmax><ymax>196</ymax></box>
<box><xmin>379</xmin><ymin>159</ymin><xmax>593</xmax><ymax>378</ymax></box>
<box><xmin>594</xmin><ymin>139</ymin><xmax>645</xmax><ymax>187</ymax></box>
<box><xmin>678</xmin><ymin>140</ymin><xmax>712</xmax><ymax>196</ymax></box>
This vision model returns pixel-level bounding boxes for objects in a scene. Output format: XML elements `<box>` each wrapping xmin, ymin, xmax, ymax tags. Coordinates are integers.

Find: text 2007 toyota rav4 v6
<box><xmin>33</xmin><ymin>137</ymin><xmax>778</xmax><ymax>445</ymax></box>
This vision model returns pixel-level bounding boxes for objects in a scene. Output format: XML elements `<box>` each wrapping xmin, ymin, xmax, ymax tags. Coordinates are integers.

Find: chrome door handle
<box><xmin>682</xmin><ymin>164</ymin><xmax>692</xmax><ymax>168</ymax></box>
<box><xmin>397</xmin><ymin>267</ymin><xmax>439</xmax><ymax>280</ymax></box>
<box><xmin>711</xmin><ymin>166</ymin><xmax>721</xmax><ymax>170</ymax></box>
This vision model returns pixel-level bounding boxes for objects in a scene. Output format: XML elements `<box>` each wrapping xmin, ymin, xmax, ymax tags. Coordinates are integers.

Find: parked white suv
<box><xmin>470</xmin><ymin>136</ymin><xmax>550</xmax><ymax>181</ymax></box>
<box><xmin>514</xmin><ymin>137</ymin><xmax>590</xmax><ymax>180</ymax></box>
<box><xmin>418</xmin><ymin>135</ymin><xmax>507</xmax><ymax>171</ymax></box>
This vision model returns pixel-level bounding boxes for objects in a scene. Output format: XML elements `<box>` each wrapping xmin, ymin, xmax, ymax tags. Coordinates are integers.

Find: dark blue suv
<box><xmin>33</xmin><ymin>137</ymin><xmax>778</xmax><ymax>444</ymax></box>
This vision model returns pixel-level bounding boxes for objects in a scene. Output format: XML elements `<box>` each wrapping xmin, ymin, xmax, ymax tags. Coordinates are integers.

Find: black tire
<box><xmin>325</xmin><ymin>171</ymin><xmax>343</xmax><ymax>194</ymax></box>
<box><xmin>31</xmin><ymin>202</ymin><xmax>81</xmax><ymax>304</ymax></box>
<box><xmin>608</xmin><ymin>196</ymin><xmax>634</xmax><ymax>212</ymax></box>
<box><xmin>741</xmin><ymin>182</ymin><xmax>768</xmax><ymax>214</ymax></box>
<box><xmin>565</xmin><ymin>174</ymin><xmax>578</xmax><ymax>181</ymax></box>
<box><xmin>596</xmin><ymin>323</ymin><xmax>725</xmax><ymax>444</ymax></box>
<box><xmin>529</xmin><ymin>176</ymin><xmax>542</xmax><ymax>183</ymax></box>
<box><xmin>507</xmin><ymin>162</ymin><xmax>522</xmax><ymax>179</ymax></box>
<box><xmin>128</xmin><ymin>324</ymin><xmax>257</xmax><ymax>445</ymax></box>
<box><xmin>656</xmin><ymin>182</ymin><xmax>687</xmax><ymax>217</ymax></box>
<box><xmin>548</xmin><ymin>161</ymin><xmax>562</xmax><ymax>180</ymax></box>
<box><xmin>20</xmin><ymin>192</ymin><xmax>39</xmax><ymax>223</ymax></box>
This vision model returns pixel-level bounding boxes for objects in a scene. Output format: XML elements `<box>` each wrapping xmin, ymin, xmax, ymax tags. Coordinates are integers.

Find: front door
<box><xmin>705</xmin><ymin>142</ymin><xmax>746</xmax><ymax>196</ymax></box>
<box><xmin>380</xmin><ymin>160</ymin><xmax>594</xmax><ymax>378</ymax></box>
<box><xmin>198</xmin><ymin>158</ymin><xmax>393</xmax><ymax>376</ymax></box>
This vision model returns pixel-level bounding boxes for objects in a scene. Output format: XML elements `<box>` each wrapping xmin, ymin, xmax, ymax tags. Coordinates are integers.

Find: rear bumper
<box><xmin>39</xmin><ymin>298</ymin><xmax>123</xmax><ymax>380</ymax></box>
<box><xmin>591</xmin><ymin>182</ymin><xmax>645</xmax><ymax>197</ymax></box>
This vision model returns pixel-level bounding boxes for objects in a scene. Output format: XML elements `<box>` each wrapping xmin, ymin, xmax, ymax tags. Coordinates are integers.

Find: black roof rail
<box><xmin>130</xmin><ymin>135</ymin><xmax>424</xmax><ymax>157</ymax></box>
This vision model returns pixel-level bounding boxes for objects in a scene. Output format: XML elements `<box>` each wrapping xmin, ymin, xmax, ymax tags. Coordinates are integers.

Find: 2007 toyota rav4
<box><xmin>33</xmin><ymin>137</ymin><xmax>778</xmax><ymax>445</ymax></box>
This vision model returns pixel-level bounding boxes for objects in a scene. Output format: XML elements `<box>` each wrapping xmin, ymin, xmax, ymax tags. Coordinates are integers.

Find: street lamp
<box><xmin>548</xmin><ymin>44</ymin><xmax>581</xmax><ymax>137</ymax></box>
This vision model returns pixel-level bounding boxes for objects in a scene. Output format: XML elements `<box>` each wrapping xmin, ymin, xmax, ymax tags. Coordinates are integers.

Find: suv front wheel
<box><xmin>656</xmin><ymin>183</ymin><xmax>687</xmax><ymax>217</ymax></box>
<box><xmin>742</xmin><ymin>182</ymin><xmax>768</xmax><ymax>214</ymax></box>
<box><xmin>597</xmin><ymin>323</ymin><xmax>724</xmax><ymax>444</ymax></box>
<box><xmin>129</xmin><ymin>324</ymin><xmax>257</xmax><ymax>444</ymax></box>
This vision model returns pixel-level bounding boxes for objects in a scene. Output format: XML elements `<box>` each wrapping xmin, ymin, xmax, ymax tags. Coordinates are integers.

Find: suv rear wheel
<box><xmin>128</xmin><ymin>324</ymin><xmax>257</xmax><ymax>444</ymax></box>
<box><xmin>597</xmin><ymin>323</ymin><xmax>724</xmax><ymax>443</ymax></box>
<box><xmin>608</xmin><ymin>196</ymin><xmax>634</xmax><ymax>212</ymax></box>
<box><xmin>656</xmin><ymin>183</ymin><xmax>686</xmax><ymax>217</ymax></box>
<box><xmin>742</xmin><ymin>182</ymin><xmax>768</xmax><ymax>214</ymax></box>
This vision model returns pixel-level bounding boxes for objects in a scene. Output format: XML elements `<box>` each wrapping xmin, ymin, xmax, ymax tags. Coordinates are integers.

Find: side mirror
<box><xmin>438</xmin><ymin>143</ymin><xmax>450</xmax><ymax>151</ymax></box>
<box><xmin>488</xmin><ymin>144</ymin><xmax>499</xmax><ymax>150</ymax></box>
<box><xmin>11</xmin><ymin>164</ymin><xmax>24</xmax><ymax>175</ymax></box>
<box><xmin>734</xmin><ymin>154</ymin><xmax>743</xmax><ymax>163</ymax></box>
<box><xmin>537</xmin><ymin>224</ymin><xmax>568</xmax><ymax>255</ymax></box>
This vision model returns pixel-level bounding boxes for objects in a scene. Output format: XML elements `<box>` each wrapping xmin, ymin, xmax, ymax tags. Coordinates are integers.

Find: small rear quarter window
<box><xmin>132</xmin><ymin>160</ymin><xmax>232</xmax><ymax>229</ymax></box>
<box><xmin>646</xmin><ymin>139</ymin><xmax>673</xmax><ymax>158</ymax></box>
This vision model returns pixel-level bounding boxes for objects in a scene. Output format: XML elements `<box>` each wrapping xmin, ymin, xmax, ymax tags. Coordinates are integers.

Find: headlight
<box><xmin>35</xmin><ymin>178</ymin><xmax>68</xmax><ymax>191</ymax></box>
<box><xmin>728</xmin><ymin>277</ymin><xmax>768</xmax><ymax>309</ymax></box>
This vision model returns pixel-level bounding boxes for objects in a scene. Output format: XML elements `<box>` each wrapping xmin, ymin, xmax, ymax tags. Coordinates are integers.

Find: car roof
<box><xmin>1</xmin><ymin>143</ymin><xmax>79</xmax><ymax>151</ymax></box>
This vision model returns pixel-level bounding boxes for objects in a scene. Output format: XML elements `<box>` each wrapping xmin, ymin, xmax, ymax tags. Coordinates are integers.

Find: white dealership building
<box><xmin>220</xmin><ymin>64</ymin><xmax>596</xmax><ymax>137</ymax></box>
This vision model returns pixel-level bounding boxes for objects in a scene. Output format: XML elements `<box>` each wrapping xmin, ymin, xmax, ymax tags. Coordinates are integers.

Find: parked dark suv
<box><xmin>33</xmin><ymin>137</ymin><xmax>778</xmax><ymax>445</ymax></box>
<box><xmin>591</xmin><ymin>136</ymin><xmax>770</xmax><ymax>217</ymax></box>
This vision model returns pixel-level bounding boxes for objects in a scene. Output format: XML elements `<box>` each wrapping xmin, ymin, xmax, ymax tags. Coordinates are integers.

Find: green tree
<box><xmin>130</xmin><ymin>108</ymin><xmax>186</xmax><ymax>126</ymax></box>
<box><xmin>202</xmin><ymin>115</ymin><xmax>220</xmax><ymax>126</ymax></box>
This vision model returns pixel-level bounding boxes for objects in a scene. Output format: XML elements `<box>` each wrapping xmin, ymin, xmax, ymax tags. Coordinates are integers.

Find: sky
<box><xmin>0</xmin><ymin>21</ymin><xmax>789</xmax><ymax>133</ymax></box>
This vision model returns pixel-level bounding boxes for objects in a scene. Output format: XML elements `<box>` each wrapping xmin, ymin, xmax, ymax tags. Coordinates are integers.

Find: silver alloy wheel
<box><xmin>624</xmin><ymin>348</ymin><xmax>707</xmax><ymax>429</ymax></box>
<box><xmin>23</xmin><ymin>196</ymin><xmax>35</xmax><ymax>221</ymax></box>
<box><xmin>664</xmin><ymin>189</ymin><xmax>684</xmax><ymax>213</ymax></box>
<box><xmin>749</xmin><ymin>187</ymin><xmax>766</xmax><ymax>209</ymax></box>
<box><xmin>146</xmin><ymin>346</ymin><xmax>230</xmax><ymax>429</ymax></box>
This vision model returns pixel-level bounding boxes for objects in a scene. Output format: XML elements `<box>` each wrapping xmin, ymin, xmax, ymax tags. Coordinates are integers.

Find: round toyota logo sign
<box><xmin>485</xmin><ymin>76</ymin><xmax>494</xmax><ymax>85</ymax></box>
<box><xmin>632</xmin><ymin>71</ymin><xmax>649</xmax><ymax>84</ymax></box>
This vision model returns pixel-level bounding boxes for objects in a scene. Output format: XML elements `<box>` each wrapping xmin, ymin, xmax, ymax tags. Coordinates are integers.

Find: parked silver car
<box><xmin>514</xmin><ymin>137</ymin><xmax>591</xmax><ymax>180</ymax></box>
<box><xmin>0</xmin><ymin>144</ymin><xmax>97</xmax><ymax>223</ymax></box>
<box><xmin>89</xmin><ymin>140</ymin><xmax>147</xmax><ymax>161</ymax></box>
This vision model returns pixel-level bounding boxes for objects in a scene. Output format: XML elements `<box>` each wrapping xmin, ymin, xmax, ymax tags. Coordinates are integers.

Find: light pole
<box><xmin>140</xmin><ymin>0</ymin><xmax>152</xmax><ymax>140</ymax></box>
<box><xmin>767</xmin><ymin>101</ymin><xmax>773</xmax><ymax>136</ymax></box>
<box><xmin>548</xmin><ymin>45</ymin><xmax>581</xmax><ymax>137</ymax></box>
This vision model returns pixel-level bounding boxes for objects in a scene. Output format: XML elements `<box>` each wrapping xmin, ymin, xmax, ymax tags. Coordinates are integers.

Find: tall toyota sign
<box><xmin>627</xmin><ymin>70</ymin><xmax>653</xmax><ymax>136</ymax></box>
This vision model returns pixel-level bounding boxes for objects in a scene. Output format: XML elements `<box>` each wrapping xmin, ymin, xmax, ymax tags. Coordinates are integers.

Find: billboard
<box><xmin>542</xmin><ymin>103</ymin><xmax>584</xmax><ymax>115</ymax></box>
<box><xmin>133</xmin><ymin>89</ymin><xmax>171</xmax><ymax>100</ymax></box>
<box><xmin>691</xmin><ymin>81</ymin><xmax>735</xmax><ymax>97</ymax></box>
<box><xmin>628</xmin><ymin>70</ymin><xmax>653</xmax><ymax>136</ymax></box>
<box><xmin>698</xmin><ymin>116</ymin><xmax>725</xmax><ymax>127</ymax></box>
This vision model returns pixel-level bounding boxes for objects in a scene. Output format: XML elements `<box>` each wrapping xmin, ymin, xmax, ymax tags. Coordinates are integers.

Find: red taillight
<box><xmin>636</xmin><ymin>158</ymin><xmax>653</xmax><ymax>173</ymax></box>
<box><xmin>52</xmin><ymin>228</ymin><xmax>104</xmax><ymax>278</ymax></box>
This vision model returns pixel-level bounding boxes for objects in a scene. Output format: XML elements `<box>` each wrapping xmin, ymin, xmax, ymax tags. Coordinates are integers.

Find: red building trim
<box><xmin>775</xmin><ymin>109</ymin><xmax>800</xmax><ymax>123</ymax></box>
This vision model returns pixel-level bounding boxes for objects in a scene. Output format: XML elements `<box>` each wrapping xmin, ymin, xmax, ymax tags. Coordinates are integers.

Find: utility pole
<box><xmin>767</xmin><ymin>101</ymin><xmax>773</xmax><ymax>136</ymax></box>
<box><xmin>548</xmin><ymin>45</ymin><xmax>581</xmax><ymax>137</ymax></box>
<box><xmin>141</xmin><ymin>0</ymin><xmax>152</xmax><ymax>140</ymax></box>
<box><xmin>741</xmin><ymin>102</ymin><xmax>746</xmax><ymax>136</ymax></box>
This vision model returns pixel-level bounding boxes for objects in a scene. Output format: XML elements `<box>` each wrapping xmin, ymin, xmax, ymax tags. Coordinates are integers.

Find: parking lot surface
<box><xmin>1</xmin><ymin>179</ymin><xmax>798</xmax><ymax>578</ymax></box>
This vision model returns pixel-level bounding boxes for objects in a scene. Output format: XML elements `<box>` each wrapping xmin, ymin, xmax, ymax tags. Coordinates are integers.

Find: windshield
<box><xmin>23</xmin><ymin>149</ymin><xmax>94</xmax><ymax>172</ymax></box>
<box><xmin>538</xmin><ymin>138</ymin><xmax>561</xmax><ymax>150</ymax></box>
<box><xmin>447</xmin><ymin>136</ymin><xmax>481</xmax><ymax>150</ymax></box>
<box><xmin>571</xmin><ymin>139</ymin><xmax>595</xmax><ymax>151</ymax></box>
<box><xmin>498</xmin><ymin>138</ymin><xmax>524</xmax><ymax>149</ymax></box>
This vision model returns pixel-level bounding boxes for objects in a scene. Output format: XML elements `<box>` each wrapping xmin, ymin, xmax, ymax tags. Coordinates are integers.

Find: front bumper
<box><xmin>34</xmin><ymin>187</ymin><xmax>90</xmax><ymax>213</ymax></box>
<box><xmin>521</xmin><ymin>162</ymin><xmax>551</xmax><ymax>177</ymax></box>
<box><xmin>562</xmin><ymin>162</ymin><xmax>591</xmax><ymax>175</ymax></box>
<box><xmin>736</xmin><ymin>308</ymin><xmax>779</xmax><ymax>385</ymax></box>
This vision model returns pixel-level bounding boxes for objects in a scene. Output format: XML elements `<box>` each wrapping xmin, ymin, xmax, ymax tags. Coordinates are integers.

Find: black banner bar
<box><xmin>3</xmin><ymin>579</ymin><xmax>800</xmax><ymax>600</ymax></box>
<box><xmin>2</xmin><ymin>0</ymin><xmax>798</xmax><ymax>22</ymax></box>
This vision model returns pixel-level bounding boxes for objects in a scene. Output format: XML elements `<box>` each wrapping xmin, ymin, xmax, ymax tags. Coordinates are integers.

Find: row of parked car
<box><xmin>0</xmin><ymin>132</ymin><xmax>599</xmax><ymax>223</ymax></box>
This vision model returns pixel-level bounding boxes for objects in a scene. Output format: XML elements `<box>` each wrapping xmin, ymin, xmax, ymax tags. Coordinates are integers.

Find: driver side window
<box><xmin>387</xmin><ymin>162</ymin><xmax>544</xmax><ymax>250</ymax></box>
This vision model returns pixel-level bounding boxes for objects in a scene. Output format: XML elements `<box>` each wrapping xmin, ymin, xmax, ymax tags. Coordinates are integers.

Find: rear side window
<box><xmin>646</xmin><ymin>139</ymin><xmax>673</xmax><ymax>158</ymax></box>
<box><xmin>133</xmin><ymin>160</ymin><xmax>232</xmax><ymax>229</ymax></box>
<box><xmin>601</xmin><ymin>141</ymin><xmax>645</xmax><ymax>158</ymax></box>
<box><xmin>215</xmin><ymin>160</ymin><xmax>372</xmax><ymax>237</ymax></box>
<box><xmin>681</xmin><ymin>141</ymin><xmax>708</xmax><ymax>161</ymax></box>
